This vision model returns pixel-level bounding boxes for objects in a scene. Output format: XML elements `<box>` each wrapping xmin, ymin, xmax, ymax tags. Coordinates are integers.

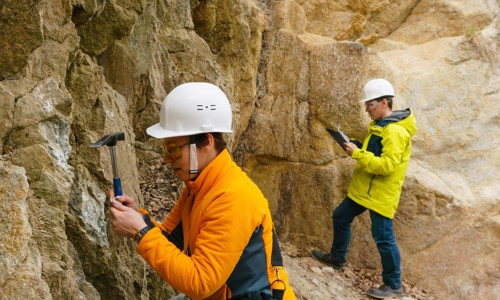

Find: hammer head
<box><xmin>90</xmin><ymin>132</ymin><xmax>125</xmax><ymax>148</ymax></box>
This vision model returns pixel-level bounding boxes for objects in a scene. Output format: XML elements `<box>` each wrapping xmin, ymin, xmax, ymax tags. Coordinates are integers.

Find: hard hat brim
<box><xmin>146</xmin><ymin>123</ymin><xmax>176</xmax><ymax>138</ymax></box>
<box><xmin>359</xmin><ymin>95</ymin><xmax>394</xmax><ymax>103</ymax></box>
<box><xmin>146</xmin><ymin>123</ymin><xmax>233</xmax><ymax>139</ymax></box>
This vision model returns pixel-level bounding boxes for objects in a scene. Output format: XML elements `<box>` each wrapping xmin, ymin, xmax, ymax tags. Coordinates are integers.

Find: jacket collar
<box><xmin>186</xmin><ymin>148</ymin><xmax>231</xmax><ymax>197</ymax></box>
<box><xmin>375</xmin><ymin>108</ymin><xmax>411</xmax><ymax>127</ymax></box>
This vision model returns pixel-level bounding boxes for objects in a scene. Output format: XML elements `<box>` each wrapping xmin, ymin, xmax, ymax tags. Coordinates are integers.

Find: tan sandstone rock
<box><xmin>0</xmin><ymin>0</ymin><xmax>498</xmax><ymax>299</ymax></box>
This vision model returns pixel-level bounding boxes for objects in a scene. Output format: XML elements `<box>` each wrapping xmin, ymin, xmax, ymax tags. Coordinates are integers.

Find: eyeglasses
<box><xmin>161</xmin><ymin>142</ymin><xmax>189</xmax><ymax>160</ymax></box>
<box><xmin>365</xmin><ymin>100</ymin><xmax>381</xmax><ymax>110</ymax></box>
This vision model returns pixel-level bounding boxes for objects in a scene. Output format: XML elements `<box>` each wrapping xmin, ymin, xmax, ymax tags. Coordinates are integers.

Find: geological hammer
<box><xmin>90</xmin><ymin>132</ymin><xmax>125</xmax><ymax>197</ymax></box>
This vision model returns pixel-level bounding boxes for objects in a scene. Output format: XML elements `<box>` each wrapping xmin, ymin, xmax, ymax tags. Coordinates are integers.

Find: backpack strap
<box><xmin>270</xmin><ymin>226</ymin><xmax>286</xmax><ymax>300</ymax></box>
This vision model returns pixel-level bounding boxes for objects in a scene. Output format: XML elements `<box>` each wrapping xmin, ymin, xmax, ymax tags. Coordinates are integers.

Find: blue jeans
<box><xmin>330</xmin><ymin>197</ymin><xmax>402</xmax><ymax>289</ymax></box>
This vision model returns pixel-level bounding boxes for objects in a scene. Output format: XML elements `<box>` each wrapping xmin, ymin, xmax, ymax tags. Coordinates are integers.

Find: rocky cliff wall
<box><xmin>0</xmin><ymin>0</ymin><xmax>498</xmax><ymax>299</ymax></box>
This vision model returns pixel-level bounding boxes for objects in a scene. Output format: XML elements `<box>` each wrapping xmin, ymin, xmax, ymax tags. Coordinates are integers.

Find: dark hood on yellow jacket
<box><xmin>376</xmin><ymin>108</ymin><xmax>417</xmax><ymax>137</ymax></box>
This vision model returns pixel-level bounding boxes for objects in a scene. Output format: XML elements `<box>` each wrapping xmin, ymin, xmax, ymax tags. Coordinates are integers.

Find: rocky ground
<box><xmin>281</xmin><ymin>243</ymin><xmax>434</xmax><ymax>300</ymax></box>
<box><xmin>138</xmin><ymin>157</ymin><xmax>435</xmax><ymax>300</ymax></box>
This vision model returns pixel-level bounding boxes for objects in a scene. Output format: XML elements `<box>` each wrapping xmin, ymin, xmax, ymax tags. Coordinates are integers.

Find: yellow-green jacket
<box><xmin>348</xmin><ymin>109</ymin><xmax>417</xmax><ymax>219</ymax></box>
<box><xmin>137</xmin><ymin>149</ymin><xmax>295</xmax><ymax>300</ymax></box>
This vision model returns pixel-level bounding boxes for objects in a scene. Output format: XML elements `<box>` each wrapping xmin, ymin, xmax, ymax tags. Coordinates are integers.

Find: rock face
<box><xmin>0</xmin><ymin>0</ymin><xmax>498</xmax><ymax>299</ymax></box>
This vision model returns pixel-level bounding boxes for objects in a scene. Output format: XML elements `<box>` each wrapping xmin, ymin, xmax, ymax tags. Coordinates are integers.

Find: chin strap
<box><xmin>189</xmin><ymin>137</ymin><xmax>198</xmax><ymax>174</ymax></box>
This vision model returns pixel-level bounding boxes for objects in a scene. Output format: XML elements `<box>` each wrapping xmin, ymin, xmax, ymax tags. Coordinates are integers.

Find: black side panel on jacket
<box><xmin>227</xmin><ymin>225</ymin><xmax>269</xmax><ymax>297</ymax></box>
<box><xmin>143</xmin><ymin>213</ymin><xmax>184</xmax><ymax>250</ymax></box>
<box><xmin>162</xmin><ymin>222</ymin><xmax>184</xmax><ymax>251</ymax></box>
<box><xmin>367</xmin><ymin>135</ymin><xmax>383</xmax><ymax>157</ymax></box>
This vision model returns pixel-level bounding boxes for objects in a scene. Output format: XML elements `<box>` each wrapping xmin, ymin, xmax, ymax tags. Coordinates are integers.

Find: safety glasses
<box><xmin>162</xmin><ymin>142</ymin><xmax>189</xmax><ymax>160</ymax></box>
<box><xmin>364</xmin><ymin>99</ymin><xmax>382</xmax><ymax>110</ymax></box>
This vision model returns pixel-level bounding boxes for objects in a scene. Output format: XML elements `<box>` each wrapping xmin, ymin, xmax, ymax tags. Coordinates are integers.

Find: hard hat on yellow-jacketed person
<box><xmin>146</xmin><ymin>82</ymin><xmax>233</xmax><ymax>138</ymax></box>
<box><xmin>360</xmin><ymin>78</ymin><xmax>395</xmax><ymax>102</ymax></box>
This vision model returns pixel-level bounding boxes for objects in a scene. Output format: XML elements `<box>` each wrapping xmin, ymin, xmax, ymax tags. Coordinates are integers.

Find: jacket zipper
<box><xmin>367</xmin><ymin>175</ymin><xmax>375</xmax><ymax>197</ymax></box>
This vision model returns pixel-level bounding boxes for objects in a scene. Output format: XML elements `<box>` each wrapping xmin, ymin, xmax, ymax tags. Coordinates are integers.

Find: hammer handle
<box><xmin>113</xmin><ymin>177</ymin><xmax>123</xmax><ymax>197</ymax></box>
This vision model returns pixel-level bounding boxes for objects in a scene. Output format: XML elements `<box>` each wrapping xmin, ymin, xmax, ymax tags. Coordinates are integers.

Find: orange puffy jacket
<box><xmin>137</xmin><ymin>149</ymin><xmax>296</xmax><ymax>300</ymax></box>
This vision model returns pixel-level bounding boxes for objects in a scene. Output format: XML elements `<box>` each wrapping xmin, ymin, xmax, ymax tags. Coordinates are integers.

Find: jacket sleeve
<box><xmin>352</xmin><ymin>126</ymin><xmax>410</xmax><ymax>176</ymax></box>
<box><xmin>137</xmin><ymin>208</ymin><xmax>166</xmax><ymax>231</ymax></box>
<box><xmin>136</xmin><ymin>189</ymin><xmax>261</xmax><ymax>299</ymax></box>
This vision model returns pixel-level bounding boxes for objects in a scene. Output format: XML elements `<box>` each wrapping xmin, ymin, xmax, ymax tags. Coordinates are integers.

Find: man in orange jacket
<box><xmin>110</xmin><ymin>82</ymin><xmax>296</xmax><ymax>300</ymax></box>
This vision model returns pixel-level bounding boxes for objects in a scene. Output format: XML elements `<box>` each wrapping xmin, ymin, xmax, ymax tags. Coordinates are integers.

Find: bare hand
<box><xmin>109</xmin><ymin>190</ymin><xmax>138</xmax><ymax>210</ymax></box>
<box><xmin>343</xmin><ymin>142</ymin><xmax>358</xmax><ymax>156</ymax></box>
<box><xmin>109</xmin><ymin>195</ymin><xmax>146</xmax><ymax>238</ymax></box>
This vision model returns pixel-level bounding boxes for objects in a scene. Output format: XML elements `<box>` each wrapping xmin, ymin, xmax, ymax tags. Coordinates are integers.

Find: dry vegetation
<box><xmin>138</xmin><ymin>156</ymin><xmax>183</xmax><ymax>221</ymax></box>
<box><xmin>465</xmin><ymin>26</ymin><xmax>498</xmax><ymax>65</ymax></box>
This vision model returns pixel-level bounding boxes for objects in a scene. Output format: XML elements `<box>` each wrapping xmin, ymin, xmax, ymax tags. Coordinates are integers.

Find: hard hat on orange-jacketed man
<box><xmin>360</xmin><ymin>78</ymin><xmax>395</xmax><ymax>102</ymax></box>
<box><xmin>146</xmin><ymin>82</ymin><xmax>233</xmax><ymax>139</ymax></box>
<box><xmin>146</xmin><ymin>82</ymin><xmax>233</xmax><ymax>174</ymax></box>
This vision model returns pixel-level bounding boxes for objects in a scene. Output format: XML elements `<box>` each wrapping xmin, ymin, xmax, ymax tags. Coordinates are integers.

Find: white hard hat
<box><xmin>146</xmin><ymin>82</ymin><xmax>233</xmax><ymax>138</ymax></box>
<box><xmin>360</xmin><ymin>78</ymin><xmax>395</xmax><ymax>102</ymax></box>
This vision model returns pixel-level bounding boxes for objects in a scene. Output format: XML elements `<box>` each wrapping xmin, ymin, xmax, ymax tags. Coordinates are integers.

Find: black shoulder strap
<box><xmin>271</xmin><ymin>226</ymin><xmax>283</xmax><ymax>266</ymax></box>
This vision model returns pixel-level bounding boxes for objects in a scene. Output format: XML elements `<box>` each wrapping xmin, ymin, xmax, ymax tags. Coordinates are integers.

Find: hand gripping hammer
<box><xmin>90</xmin><ymin>132</ymin><xmax>125</xmax><ymax>197</ymax></box>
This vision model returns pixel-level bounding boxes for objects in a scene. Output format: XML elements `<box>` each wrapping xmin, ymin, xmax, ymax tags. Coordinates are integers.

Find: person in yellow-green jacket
<box><xmin>109</xmin><ymin>82</ymin><xmax>296</xmax><ymax>300</ymax></box>
<box><xmin>311</xmin><ymin>78</ymin><xmax>417</xmax><ymax>299</ymax></box>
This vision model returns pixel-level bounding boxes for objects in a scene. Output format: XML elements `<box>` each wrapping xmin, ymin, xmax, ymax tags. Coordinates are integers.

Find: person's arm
<box><xmin>343</xmin><ymin>141</ymin><xmax>358</xmax><ymax>156</ymax></box>
<box><xmin>350</xmin><ymin>139</ymin><xmax>363</xmax><ymax>148</ymax></box>
<box><xmin>137</xmin><ymin>190</ymin><xmax>258</xmax><ymax>299</ymax></box>
<box><xmin>342</xmin><ymin>134</ymin><xmax>362</xmax><ymax>156</ymax></box>
<box><xmin>110</xmin><ymin>198</ymin><xmax>147</xmax><ymax>238</ymax></box>
<box><xmin>352</xmin><ymin>126</ymin><xmax>409</xmax><ymax>175</ymax></box>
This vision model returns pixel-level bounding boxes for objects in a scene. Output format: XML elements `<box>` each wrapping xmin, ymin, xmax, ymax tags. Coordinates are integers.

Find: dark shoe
<box><xmin>310</xmin><ymin>249</ymin><xmax>345</xmax><ymax>270</ymax></box>
<box><xmin>367</xmin><ymin>284</ymin><xmax>404</xmax><ymax>299</ymax></box>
